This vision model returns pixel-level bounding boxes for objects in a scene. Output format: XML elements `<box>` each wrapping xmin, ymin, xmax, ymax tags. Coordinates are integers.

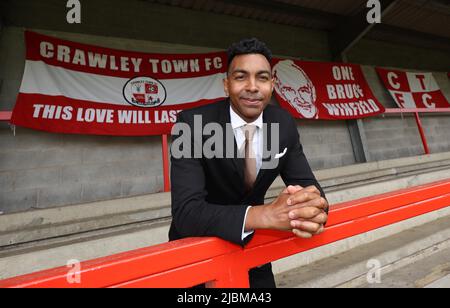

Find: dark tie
<box><xmin>243</xmin><ymin>125</ymin><xmax>257</xmax><ymax>192</ymax></box>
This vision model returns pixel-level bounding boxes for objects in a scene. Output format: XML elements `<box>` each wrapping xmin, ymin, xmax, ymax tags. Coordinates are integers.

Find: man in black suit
<box><xmin>169</xmin><ymin>38</ymin><xmax>329</xmax><ymax>288</ymax></box>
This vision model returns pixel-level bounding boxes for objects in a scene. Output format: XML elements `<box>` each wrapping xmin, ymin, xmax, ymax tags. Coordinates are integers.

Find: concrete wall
<box><xmin>0</xmin><ymin>128</ymin><xmax>164</xmax><ymax>213</ymax></box>
<box><xmin>0</xmin><ymin>1</ymin><xmax>449</xmax><ymax>214</ymax></box>
<box><xmin>296</xmin><ymin>120</ymin><xmax>356</xmax><ymax>170</ymax></box>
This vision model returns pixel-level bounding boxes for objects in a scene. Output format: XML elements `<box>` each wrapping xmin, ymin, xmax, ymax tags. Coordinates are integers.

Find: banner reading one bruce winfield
<box><xmin>12</xmin><ymin>31</ymin><xmax>227</xmax><ymax>136</ymax></box>
<box><xmin>272</xmin><ymin>59</ymin><xmax>385</xmax><ymax>120</ymax></box>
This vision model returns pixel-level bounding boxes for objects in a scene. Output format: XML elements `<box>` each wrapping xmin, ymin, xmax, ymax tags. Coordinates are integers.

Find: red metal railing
<box><xmin>0</xmin><ymin>111</ymin><xmax>12</xmax><ymax>121</ymax></box>
<box><xmin>161</xmin><ymin>134</ymin><xmax>171</xmax><ymax>191</ymax></box>
<box><xmin>1</xmin><ymin>179</ymin><xmax>449</xmax><ymax>288</ymax></box>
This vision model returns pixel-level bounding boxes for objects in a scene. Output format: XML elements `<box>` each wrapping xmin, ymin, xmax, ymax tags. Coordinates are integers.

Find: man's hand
<box><xmin>285</xmin><ymin>185</ymin><xmax>329</xmax><ymax>238</ymax></box>
<box><xmin>265</xmin><ymin>189</ymin><xmax>323</xmax><ymax>231</ymax></box>
<box><xmin>244</xmin><ymin>188</ymin><xmax>322</xmax><ymax>233</ymax></box>
<box><xmin>244</xmin><ymin>185</ymin><xmax>329</xmax><ymax>239</ymax></box>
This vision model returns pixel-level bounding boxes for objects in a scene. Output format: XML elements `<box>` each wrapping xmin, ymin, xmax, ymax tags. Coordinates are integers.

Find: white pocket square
<box><xmin>274</xmin><ymin>148</ymin><xmax>288</xmax><ymax>159</ymax></box>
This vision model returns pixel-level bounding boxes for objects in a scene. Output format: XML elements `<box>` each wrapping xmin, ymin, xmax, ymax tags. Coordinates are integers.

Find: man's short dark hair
<box><xmin>226</xmin><ymin>38</ymin><xmax>273</xmax><ymax>68</ymax></box>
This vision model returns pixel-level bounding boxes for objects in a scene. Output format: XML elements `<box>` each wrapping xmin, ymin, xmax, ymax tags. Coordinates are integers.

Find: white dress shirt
<box><xmin>229</xmin><ymin>106</ymin><xmax>263</xmax><ymax>240</ymax></box>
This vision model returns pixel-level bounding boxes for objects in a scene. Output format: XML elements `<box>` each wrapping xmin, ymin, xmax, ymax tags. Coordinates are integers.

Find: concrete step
<box><xmin>425</xmin><ymin>274</ymin><xmax>450</xmax><ymax>288</ymax></box>
<box><xmin>275</xmin><ymin>208</ymin><xmax>450</xmax><ymax>288</ymax></box>
<box><xmin>0</xmin><ymin>192</ymin><xmax>172</xmax><ymax>248</ymax></box>
<box><xmin>1</xmin><ymin>152</ymin><xmax>450</xmax><ymax>248</ymax></box>
<box><xmin>323</xmin><ymin>162</ymin><xmax>450</xmax><ymax>193</ymax></box>
<box><xmin>266</xmin><ymin>152</ymin><xmax>450</xmax><ymax>199</ymax></box>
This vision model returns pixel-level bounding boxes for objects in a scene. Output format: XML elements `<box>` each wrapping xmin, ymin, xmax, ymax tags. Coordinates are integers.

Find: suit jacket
<box><xmin>169</xmin><ymin>99</ymin><xmax>326</xmax><ymax>287</ymax></box>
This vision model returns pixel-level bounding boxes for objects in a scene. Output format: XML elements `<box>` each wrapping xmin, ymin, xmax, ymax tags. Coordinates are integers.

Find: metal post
<box><xmin>347</xmin><ymin>118</ymin><xmax>371</xmax><ymax>163</ymax></box>
<box><xmin>161</xmin><ymin>134</ymin><xmax>171</xmax><ymax>192</ymax></box>
<box><xmin>340</xmin><ymin>53</ymin><xmax>371</xmax><ymax>163</ymax></box>
<box><xmin>414</xmin><ymin>112</ymin><xmax>430</xmax><ymax>155</ymax></box>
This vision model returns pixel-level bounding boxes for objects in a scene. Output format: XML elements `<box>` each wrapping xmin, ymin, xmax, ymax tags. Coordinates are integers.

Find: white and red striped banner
<box><xmin>12</xmin><ymin>31</ymin><xmax>227</xmax><ymax>135</ymax></box>
<box><xmin>376</xmin><ymin>68</ymin><xmax>449</xmax><ymax>109</ymax></box>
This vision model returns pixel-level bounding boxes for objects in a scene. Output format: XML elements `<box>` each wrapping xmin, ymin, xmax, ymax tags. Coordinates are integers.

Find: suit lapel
<box><xmin>252</xmin><ymin>110</ymin><xmax>274</xmax><ymax>189</ymax></box>
<box><xmin>218</xmin><ymin>100</ymin><xmax>245</xmax><ymax>181</ymax></box>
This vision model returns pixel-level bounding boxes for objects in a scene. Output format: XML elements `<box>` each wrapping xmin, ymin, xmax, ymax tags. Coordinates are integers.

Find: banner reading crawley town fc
<box><xmin>272</xmin><ymin>59</ymin><xmax>385</xmax><ymax>120</ymax></box>
<box><xmin>376</xmin><ymin>67</ymin><xmax>449</xmax><ymax>109</ymax></box>
<box><xmin>12</xmin><ymin>31</ymin><xmax>227</xmax><ymax>136</ymax></box>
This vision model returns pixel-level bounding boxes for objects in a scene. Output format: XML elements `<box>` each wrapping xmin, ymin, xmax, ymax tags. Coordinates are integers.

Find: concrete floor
<box><xmin>426</xmin><ymin>274</ymin><xmax>450</xmax><ymax>288</ymax></box>
<box><xmin>356</xmin><ymin>246</ymin><xmax>450</xmax><ymax>288</ymax></box>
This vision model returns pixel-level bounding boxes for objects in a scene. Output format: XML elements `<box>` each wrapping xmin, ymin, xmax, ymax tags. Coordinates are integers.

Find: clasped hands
<box><xmin>268</xmin><ymin>185</ymin><xmax>329</xmax><ymax>239</ymax></box>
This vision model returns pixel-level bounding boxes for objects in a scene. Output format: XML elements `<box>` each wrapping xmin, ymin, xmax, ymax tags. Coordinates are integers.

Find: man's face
<box><xmin>223</xmin><ymin>54</ymin><xmax>274</xmax><ymax>123</ymax></box>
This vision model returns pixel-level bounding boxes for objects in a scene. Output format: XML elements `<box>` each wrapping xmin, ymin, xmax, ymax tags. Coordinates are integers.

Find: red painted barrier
<box><xmin>0</xmin><ymin>111</ymin><xmax>12</xmax><ymax>121</ymax></box>
<box><xmin>161</xmin><ymin>134</ymin><xmax>171</xmax><ymax>192</ymax></box>
<box><xmin>1</xmin><ymin>179</ymin><xmax>449</xmax><ymax>288</ymax></box>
